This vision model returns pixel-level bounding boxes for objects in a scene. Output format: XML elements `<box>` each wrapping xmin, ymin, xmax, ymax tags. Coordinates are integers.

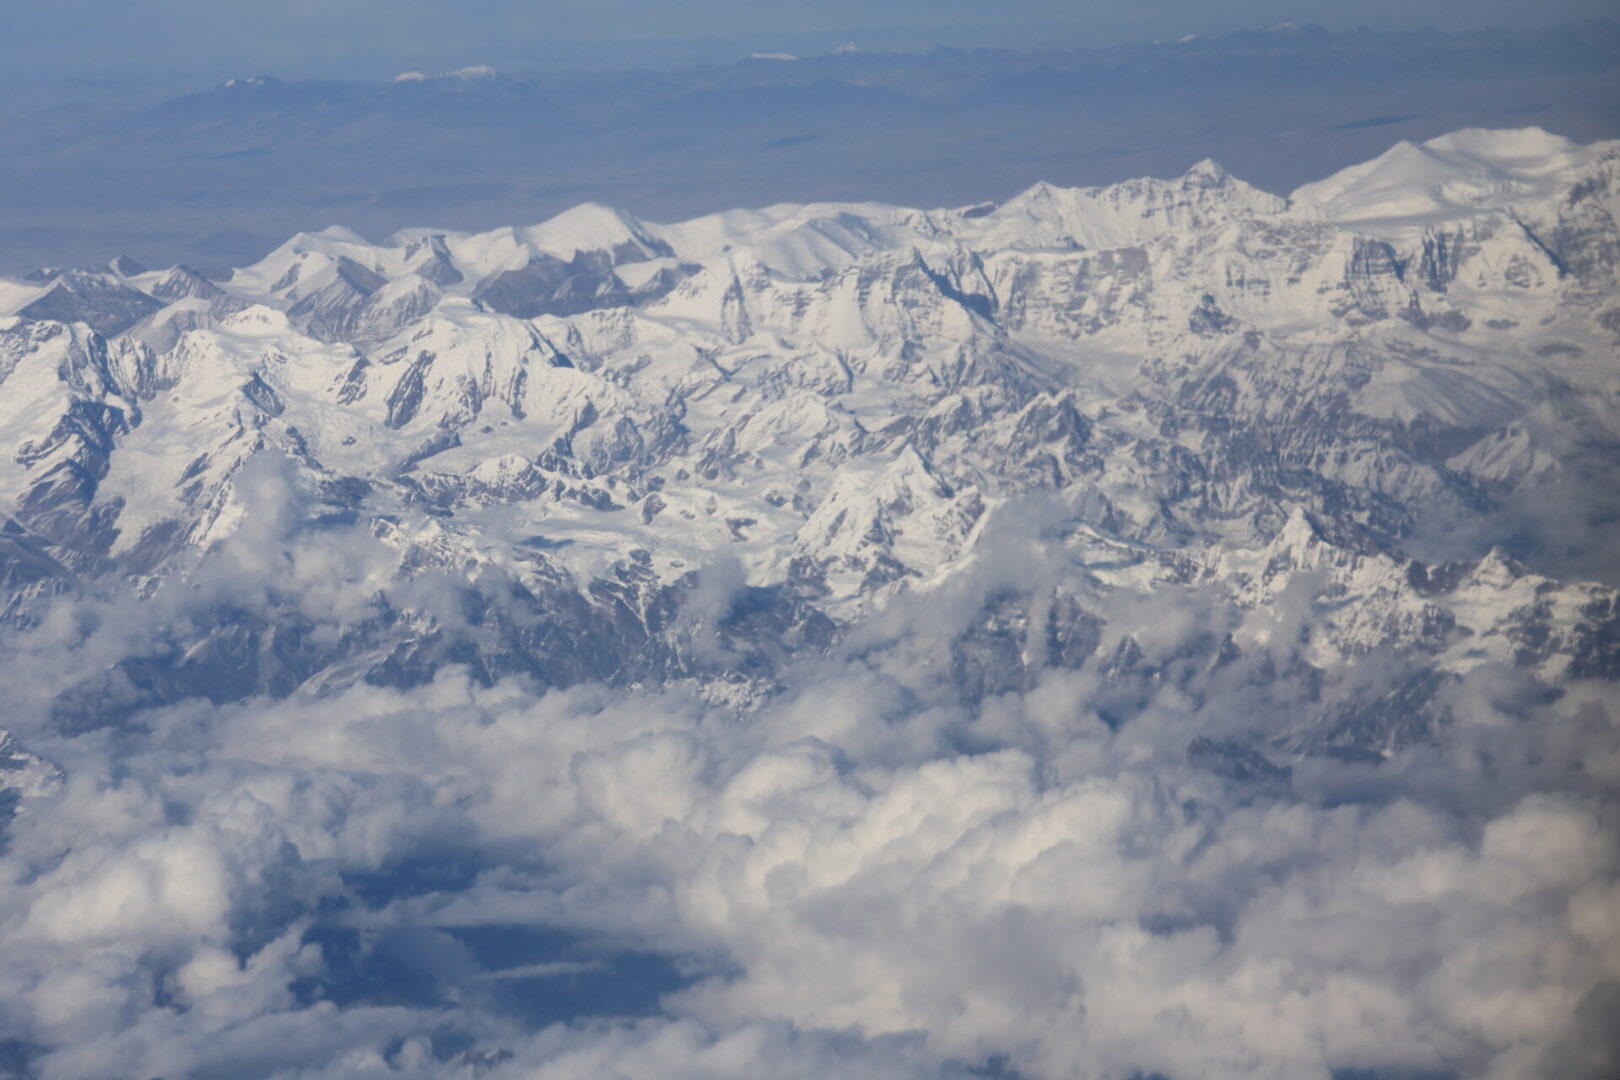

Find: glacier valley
<box><xmin>0</xmin><ymin>127</ymin><xmax>1617</xmax><ymax>1079</ymax></box>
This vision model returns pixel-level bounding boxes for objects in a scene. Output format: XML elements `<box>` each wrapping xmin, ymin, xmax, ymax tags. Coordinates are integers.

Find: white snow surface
<box><xmin>0</xmin><ymin>128</ymin><xmax>1619</xmax><ymax>1080</ymax></box>
<box><xmin>0</xmin><ymin>127</ymin><xmax>1616</xmax><ymax>631</ymax></box>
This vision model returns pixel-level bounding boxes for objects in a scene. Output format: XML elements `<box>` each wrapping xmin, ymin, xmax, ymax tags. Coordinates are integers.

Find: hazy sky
<box><xmin>4</xmin><ymin>0</ymin><xmax>1613</xmax><ymax>82</ymax></box>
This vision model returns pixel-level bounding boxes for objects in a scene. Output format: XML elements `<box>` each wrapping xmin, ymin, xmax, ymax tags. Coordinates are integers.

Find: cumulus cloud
<box><xmin>0</xmin><ymin>466</ymin><xmax>1616</xmax><ymax>1080</ymax></box>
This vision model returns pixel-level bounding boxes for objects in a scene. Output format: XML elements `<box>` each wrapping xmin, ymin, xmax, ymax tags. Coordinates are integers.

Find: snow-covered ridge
<box><xmin>0</xmin><ymin>127</ymin><xmax>1615</xmax><ymax>721</ymax></box>
<box><xmin>4</xmin><ymin>120</ymin><xmax>1620</xmax><ymax>1080</ymax></box>
<box><xmin>1290</xmin><ymin>127</ymin><xmax>1609</xmax><ymax>235</ymax></box>
<box><xmin>13</xmin><ymin>125</ymin><xmax>1598</xmax><ymax>317</ymax></box>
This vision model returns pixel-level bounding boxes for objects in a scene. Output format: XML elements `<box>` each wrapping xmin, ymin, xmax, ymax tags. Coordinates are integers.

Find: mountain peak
<box><xmin>305</xmin><ymin>224</ymin><xmax>371</xmax><ymax>245</ymax></box>
<box><xmin>1422</xmin><ymin>125</ymin><xmax>1578</xmax><ymax>161</ymax></box>
<box><xmin>517</xmin><ymin>203</ymin><xmax>670</xmax><ymax>263</ymax></box>
<box><xmin>1289</xmin><ymin>125</ymin><xmax>1602</xmax><ymax>236</ymax></box>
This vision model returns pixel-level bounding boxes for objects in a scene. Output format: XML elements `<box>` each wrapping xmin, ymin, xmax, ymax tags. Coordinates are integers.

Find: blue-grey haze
<box><xmin>0</xmin><ymin>8</ymin><xmax>1618</xmax><ymax>1080</ymax></box>
<box><xmin>2</xmin><ymin>0</ymin><xmax>1616</xmax><ymax>81</ymax></box>
<box><xmin>1</xmin><ymin>21</ymin><xmax>1616</xmax><ymax>273</ymax></box>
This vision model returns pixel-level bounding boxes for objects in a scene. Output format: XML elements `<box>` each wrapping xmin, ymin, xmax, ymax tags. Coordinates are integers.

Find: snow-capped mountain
<box><xmin>3</xmin><ymin>124</ymin><xmax>1620</xmax><ymax>1080</ymax></box>
<box><xmin>0</xmin><ymin>127</ymin><xmax>1616</xmax><ymax>749</ymax></box>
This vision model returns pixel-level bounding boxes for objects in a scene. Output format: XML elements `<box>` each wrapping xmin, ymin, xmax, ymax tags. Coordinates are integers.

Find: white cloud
<box><xmin>0</xmin><ymin>473</ymin><xmax>1615</xmax><ymax>1078</ymax></box>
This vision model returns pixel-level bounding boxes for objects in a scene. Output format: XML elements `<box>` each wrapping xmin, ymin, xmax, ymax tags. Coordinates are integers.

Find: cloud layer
<box><xmin>1</xmin><ymin>479</ymin><xmax>1617</xmax><ymax>1080</ymax></box>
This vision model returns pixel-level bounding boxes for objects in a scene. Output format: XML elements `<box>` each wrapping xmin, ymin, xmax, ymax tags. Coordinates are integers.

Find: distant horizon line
<box><xmin>5</xmin><ymin>14</ymin><xmax>1617</xmax><ymax>92</ymax></box>
<box><xmin>1</xmin><ymin>123</ymin><xmax>1603</xmax><ymax>282</ymax></box>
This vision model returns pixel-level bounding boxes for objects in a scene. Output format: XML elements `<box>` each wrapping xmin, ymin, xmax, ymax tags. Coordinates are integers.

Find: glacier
<box><xmin>0</xmin><ymin>128</ymin><xmax>1616</xmax><ymax>1079</ymax></box>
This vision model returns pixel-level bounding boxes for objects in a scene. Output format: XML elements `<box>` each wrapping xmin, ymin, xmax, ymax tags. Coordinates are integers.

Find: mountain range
<box><xmin>1</xmin><ymin>122</ymin><xmax>1619</xmax><ymax>1080</ymax></box>
<box><xmin>2</xmin><ymin>20</ymin><xmax>1616</xmax><ymax>273</ymax></box>
<box><xmin>0</xmin><ymin>125</ymin><xmax>1615</xmax><ymax>746</ymax></box>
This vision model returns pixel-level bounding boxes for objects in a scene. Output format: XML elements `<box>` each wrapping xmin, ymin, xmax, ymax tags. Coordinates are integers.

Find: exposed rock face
<box><xmin>0</xmin><ymin>127</ymin><xmax>1616</xmax><ymax>757</ymax></box>
<box><xmin>16</xmin><ymin>270</ymin><xmax>163</xmax><ymax>336</ymax></box>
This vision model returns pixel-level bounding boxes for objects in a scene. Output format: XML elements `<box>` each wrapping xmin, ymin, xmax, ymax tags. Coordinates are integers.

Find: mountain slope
<box><xmin>0</xmin><ymin>126</ymin><xmax>1614</xmax><ymax>733</ymax></box>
